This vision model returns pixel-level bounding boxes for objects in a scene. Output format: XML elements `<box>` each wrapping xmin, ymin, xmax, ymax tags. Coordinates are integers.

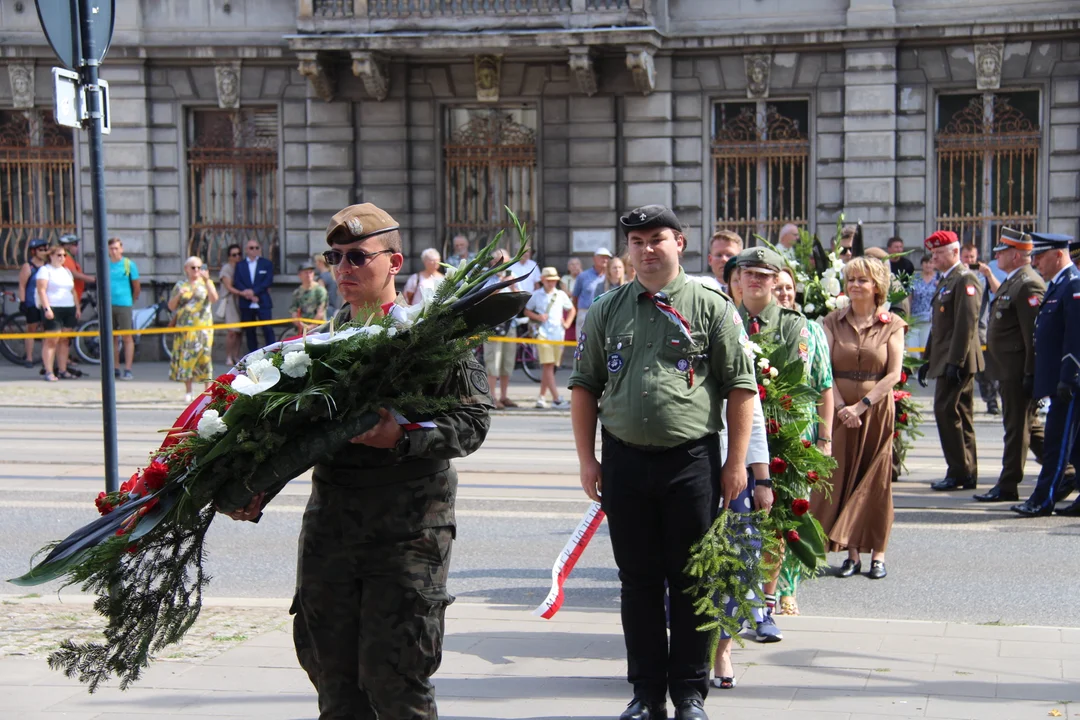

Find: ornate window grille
<box><xmin>186</xmin><ymin>109</ymin><xmax>279</xmax><ymax>269</ymax></box>
<box><xmin>443</xmin><ymin>108</ymin><xmax>537</xmax><ymax>252</ymax></box>
<box><xmin>711</xmin><ymin>101</ymin><xmax>810</xmax><ymax>244</ymax></box>
<box><xmin>0</xmin><ymin>110</ymin><xmax>76</xmax><ymax>269</ymax></box>
<box><xmin>368</xmin><ymin>0</ymin><xmax>570</xmax><ymax>17</ymax></box>
<box><xmin>935</xmin><ymin>92</ymin><xmax>1041</xmax><ymax>252</ymax></box>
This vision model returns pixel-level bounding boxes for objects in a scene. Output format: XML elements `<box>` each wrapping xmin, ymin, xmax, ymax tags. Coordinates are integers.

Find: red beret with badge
<box><xmin>924</xmin><ymin>230</ymin><xmax>959</xmax><ymax>251</ymax></box>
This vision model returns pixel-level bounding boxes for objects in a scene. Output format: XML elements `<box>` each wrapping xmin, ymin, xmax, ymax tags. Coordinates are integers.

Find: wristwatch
<box><xmin>861</xmin><ymin>397</ymin><xmax>872</xmax><ymax>408</ymax></box>
<box><xmin>395</xmin><ymin>430</ymin><xmax>411</xmax><ymax>457</ymax></box>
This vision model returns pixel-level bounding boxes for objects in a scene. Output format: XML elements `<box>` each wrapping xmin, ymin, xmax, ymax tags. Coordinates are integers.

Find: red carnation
<box><xmin>769</xmin><ymin>457</ymin><xmax>788</xmax><ymax>475</ymax></box>
<box><xmin>225</xmin><ymin>393</ymin><xmax>238</xmax><ymax>405</ymax></box>
<box><xmin>792</xmin><ymin>498</ymin><xmax>810</xmax><ymax>516</ymax></box>
<box><xmin>894</xmin><ymin>430</ymin><xmax>900</xmax><ymax>439</ymax></box>
<box><xmin>802</xmin><ymin>439</ymin><xmax>812</xmax><ymax>448</ymax></box>
<box><xmin>95</xmin><ymin>492</ymin><xmax>114</xmax><ymax>516</ymax></box>
<box><xmin>899</xmin><ymin>371</ymin><xmax>908</xmax><ymax>385</ymax></box>
<box><xmin>758</xmin><ymin>384</ymin><xmax>767</xmax><ymax>401</ymax></box>
<box><xmin>893</xmin><ymin>390</ymin><xmax>911</xmax><ymax>402</ymax></box>
<box><xmin>898</xmin><ymin>412</ymin><xmax>909</xmax><ymax>425</ymax></box>
<box><xmin>786</xmin><ymin>530</ymin><xmax>800</xmax><ymax>543</ymax></box>
<box><xmin>142</xmin><ymin>460</ymin><xmax>169</xmax><ymax>491</ymax></box>
<box><xmin>766</xmin><ymin>419</ymin><xmax>781</xmax><ymax>435</ymax></box>
<box><xmin>211</xmin><ymin>373</ymin><xmax>237</xmax><ymax>400</ymax></box>
<box><xmin>781</xmin><ymin>394</ymin><xmax>793</xmax><ymax>410</ymax></box>
<box><xmin>807</xmin><ymin>471</ymin><xmax>820</xmax><ymax>483</ymax></box>
<box><xmin>119</xmin><ymin>473</ymin><xmax>138</xmax><ymax>495</ymax></box>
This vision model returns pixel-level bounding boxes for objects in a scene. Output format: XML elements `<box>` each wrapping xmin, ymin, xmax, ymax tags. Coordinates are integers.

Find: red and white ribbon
<box><xmin>533</xmin><ymin>501</ymin><xmax>606</xmax><ymax>619</ymax></box>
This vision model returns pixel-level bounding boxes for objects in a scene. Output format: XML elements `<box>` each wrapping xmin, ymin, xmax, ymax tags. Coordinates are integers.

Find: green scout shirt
<box><xmin>568</xmin><ymin>268</ymin><xmax>757</xmax><ymax>447</ymax></box>
<box><xmin>737</xmin><ymin>300</ymin><xmax>810</xmax><ymax>373</ymax></box>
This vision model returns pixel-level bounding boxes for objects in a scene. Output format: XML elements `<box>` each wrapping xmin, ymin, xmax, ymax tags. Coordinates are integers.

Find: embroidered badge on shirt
<box><xmin>607</xmin><ymin>353</ymin><xmax>624</xmax><ymax>373</ymax></box>
<box><xmin>1028</xmin><ymin>296</ymin><xmax>1040</xmax><ymax>307</ymax></box>
<box><xmin>676</xmin><ymin>358</ymin><xmax>690</xmax><ymax>372</ymax></box>
<box><xmin>966</xmin><ymin>285</ymin><xmax>977</xmax><ymax>296</ymax></box>
<box><xmin>800</xmin><ymin>326</ymin><xmax>810</xmax><ymax>338</ymax></box>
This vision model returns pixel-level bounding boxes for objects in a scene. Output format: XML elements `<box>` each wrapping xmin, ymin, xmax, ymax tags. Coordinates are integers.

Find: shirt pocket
<box><xmin>604</xmin><ymin>333</ymin><xmax>633</xmax><ymax>376</ymax></box>
<box><xmin>659</xmin><ymin>331</ymin><xmax>709</xmax><ymax>382</ymax></box>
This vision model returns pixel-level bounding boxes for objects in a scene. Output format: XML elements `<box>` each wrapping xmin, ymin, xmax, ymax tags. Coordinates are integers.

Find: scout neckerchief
<box><xmin>644</xmin><ymin>290</ymin><xmax>696</xmax><ymax>387</ymax></box>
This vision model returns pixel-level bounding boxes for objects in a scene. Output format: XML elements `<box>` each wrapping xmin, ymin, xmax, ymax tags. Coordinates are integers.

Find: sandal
<box><xmin>711</xmin><ymin>675</ymin><xmax>736</xmax><ymax>690</ymax></box>
<box><xmin>777</xmin><ymin>596</ymin><xmax>800</xmax><ymax>616</ymax></box>
<box><xmin>57</xmin><ymin>371</ymin><xmax>76</xmax><ymax>380</ymax></box>
<box><xmin>500</xmin><ymin>398</ymin><xmax>518</xmax><ymax>408</ymax></box>
<box><xmin>44</xmin><ymin>373</ymin><xmax>59</xmax><ymax>382</ymax></box>
<box><xmin>494</xmin><ymin>399</ymin><xmax>505</xmax><ymax>409</ymax></box>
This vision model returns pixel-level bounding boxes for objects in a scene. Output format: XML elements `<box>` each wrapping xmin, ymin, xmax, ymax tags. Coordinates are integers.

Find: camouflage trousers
<box><xmin>291</xmin><ymin>490</ymin><xmax>455</xmax><ymax>720</ymax></box>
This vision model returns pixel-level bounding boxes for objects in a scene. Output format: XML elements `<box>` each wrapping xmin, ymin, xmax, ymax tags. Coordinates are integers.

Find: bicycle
<box><xmin>74</xmin><ymin>280</ymin><xmax>174</xmax><ymax>364</ymax></box>
<box><xmin>514</xmin><ymin>316</ymin><xmax>542</xmax><ymax>383</ymax></box>
<box><xmin>0</xmin><ymin>284</ymin><xmax>43</xmax><ymax>367</ymax></box>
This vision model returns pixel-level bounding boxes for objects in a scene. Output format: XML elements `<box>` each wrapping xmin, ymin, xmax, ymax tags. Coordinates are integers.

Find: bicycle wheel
<box><xmin>74</xmin><ymin>319</ymin><xmax>103</xmax><ymax>364</ymax></box>
<box><xmin>157</xmin><ymin>305</ymin><xmax>174</xmax><ymax>361</ymax></box>
<box><xmin>0</xmin><ymin>313</ymin><xmax>39</xmax><ymax>365</ymax></box>
<box><xmin>159</xmin><ymin>331</ymin><xmax>173</xmax><ymax>361</ymax></box>
<box><xmin>519</xmin><ymin>342</ymin><xmax>541</xmax><ymax>383</ymax></box>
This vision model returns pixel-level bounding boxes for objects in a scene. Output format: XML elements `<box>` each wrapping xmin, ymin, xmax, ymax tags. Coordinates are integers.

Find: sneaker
<box><xmin>183</xmin><ymin>392</ymin><xmax>193</xmax><ymax>403</ymax></box>
<box><xmin>553</xmin><ymin>398</ymin><xmax>571</xmax><ymax>410</ymax></box>
<box><xmin>114</xmin><ymin>369</ymin><xmax>120</xmax><ymax>379</ymax></box>
<box><xmin>755</xmin><ymin>610</ymin><xmax>783</xmax><ymax>643</ymax></box>
<box><xmin>534</xmin><ymin>397</ymin><xmax>548</xmax><ymax>409</ymax></box>
<box><xmin>121</xmin><ymin>370</ymin><xmax>134</xmax><ymax>381</ymax></box>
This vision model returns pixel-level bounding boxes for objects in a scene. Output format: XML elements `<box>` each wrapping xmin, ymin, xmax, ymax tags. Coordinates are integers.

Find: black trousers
<box><xmin>934</xmin><ymin>374</ymin><xmax>978</xmax><ymax>481</ymax></box>
<box><xmin>1026</xmin><ymin>394</ymin><xmax>1080</xmax><ymax>510</ymax></box>
<box><xmin>241</xmin><ymin>305</ymin><xmax>276</xmax><ymax>352</ymax></box>
<box><xmin>601</xmin><ymin>431</ymin><xmax>720</xmax><ymax>705</ymax></box>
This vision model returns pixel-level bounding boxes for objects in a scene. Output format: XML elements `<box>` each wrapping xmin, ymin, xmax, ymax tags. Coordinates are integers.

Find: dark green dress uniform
<box><xmin>980</xmin><ymin>259</ymin><xmax>1045</xmax><ymax>499</ymax></box>
<box><xmin>736</xmin><ymin>300</ymin><xmax>809</xmax><ymax>368</ymax></box>
<box><xmin>295</xmin><ymin>200</ymin><xmax>494</xmax><ymax>720</ymax></box>
<box><xmin>569</xmin><ymin>212</ymin><xmax>756</xmax><ymax>712</ymax></box>
<box><xmin>924</xmin><ymin>246</ymin><xmax>985</xmax><ymax>490</ymax></box>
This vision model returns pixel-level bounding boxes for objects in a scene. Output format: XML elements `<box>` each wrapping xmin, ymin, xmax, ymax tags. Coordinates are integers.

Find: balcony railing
<box><xmin>300</xmin><ymin>0</ymin><xmax>647</xmax><ymax>33</ymax></box>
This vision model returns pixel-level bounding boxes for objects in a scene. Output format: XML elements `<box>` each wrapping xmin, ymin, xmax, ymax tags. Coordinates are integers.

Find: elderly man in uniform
<box><xmin>222</xmin><ymin>203</ymin><xmax>493</xmax><ymax>720</ymax></box>
<box><xmin>570</xmin><ymin>205</ymin><xmax>756</xmax><ymax>720</ymax></box>
<box><xmin>1012</xmin><ymin>234</ymin><xmax>1080</xmax><ymax>517</ymax></box>
<box><xmin>974</xmin><ymin>228</ymin><xmax>1046</xmax><ymax>502</ymax></box>
<box><xmin>918</xmin><ymin>230</ymin><xmax>984</xmax><ymax>491</ymax></box>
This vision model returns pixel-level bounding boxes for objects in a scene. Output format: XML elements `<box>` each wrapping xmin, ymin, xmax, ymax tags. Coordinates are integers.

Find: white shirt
<box><xmin>941</xmin><ymin>261</ymin><xmax>963</xmax><ymax>280</ymax></box>
<box><xmin>246</xmin><ymin>257</ymin><xmax>261</xmax><ymax>308</ymax></box>
<box><xmin>509</xmin><ymin>258</ymin><xmax>540</xmax><ymax>295</ymax></box>
<box><xmin>525</xmin><ymin>287</ymin><xmax>573</xmax><ymax>341</ymax></box>
<box><xmin>718</xmin><ymin>394</ymin><xmax>770</xmax><ymax>467</ymax></box>
<box><xmin>1050</xmin><ymin>264</ymin><xmax>1071</xmax><ymax>287</ymax></box>
<box><xmin>37</xmin><ymin>264</ymin><xmax>76</xmax><ymax>308</ymax></box>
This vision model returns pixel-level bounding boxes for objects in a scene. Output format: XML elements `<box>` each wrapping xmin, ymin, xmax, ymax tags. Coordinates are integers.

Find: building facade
<box><xmin>1</xmin><ymin>0</ymin><xmax>1077</xmax><ymax>283</ymax></box>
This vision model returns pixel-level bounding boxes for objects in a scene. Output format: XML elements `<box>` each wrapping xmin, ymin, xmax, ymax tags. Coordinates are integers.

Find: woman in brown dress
<box><xmin>811</xmin><ymin>256</ymin><xmax>906</xmax><ymax>580</ymax></box>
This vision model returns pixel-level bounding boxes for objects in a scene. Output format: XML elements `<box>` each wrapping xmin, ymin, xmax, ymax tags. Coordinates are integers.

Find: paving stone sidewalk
<box><xmin>2</xmin><ymin>596</ymin><xmax>1077</xmax><ymax>720</ymax></box>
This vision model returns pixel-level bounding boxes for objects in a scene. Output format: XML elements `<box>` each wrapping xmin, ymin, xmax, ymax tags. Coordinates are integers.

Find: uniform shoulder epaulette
<box><xmin>778</xmin><ymin>306</ymin><xmax>803</xmax><ymax>319</ymax></box>
<box><xmin>697</xmin><ymin>281</ymin><xmax>733</xmax><ymax>304</ymax></box>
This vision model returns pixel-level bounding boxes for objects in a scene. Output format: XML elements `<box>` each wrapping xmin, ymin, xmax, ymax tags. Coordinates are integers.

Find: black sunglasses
<box><xmin>229</xmin><ymin>251</ymin><xmax>241</xmax><ymax>256</ymax></box>
<box><xmin>323</xmin><ymin>248</ymin><xmax>393</xmax><ymax>267</ymax></box>
<box><xmin>838</xmin><ymin>246</ymin><xmax>853</xmax><ymax>256</ymax></box>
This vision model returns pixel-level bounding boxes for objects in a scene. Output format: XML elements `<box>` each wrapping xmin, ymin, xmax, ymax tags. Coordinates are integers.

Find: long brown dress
<box><xmin>811</xmin><ymin>306</ymin><xmax>906</xmax><ymax>553</ymax></box>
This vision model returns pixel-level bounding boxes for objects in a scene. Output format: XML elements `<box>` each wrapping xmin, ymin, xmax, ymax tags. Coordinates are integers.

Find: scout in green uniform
<box><xmin>222</xmin><ymin>204</ymin><xmax>492</xmax><ymax>720</ymax></box>
<box><xmin>917</xmin><ymin>230</ymin><xmax>984</xmax><ymax>491</ymax></box>
<box><xmin>569</xmin><ymin>205</ymin><xmax>757</xmax><ymax>720</ymax></box>
<box><xmin>735</xmin><ymin>246</ymin><xmax>810</xmax><ymax>370</ymax></box>
<box><xmin>974</xmin><ymin>228</ymin><xmax>1047</xmax><ymax>502</ymax></box>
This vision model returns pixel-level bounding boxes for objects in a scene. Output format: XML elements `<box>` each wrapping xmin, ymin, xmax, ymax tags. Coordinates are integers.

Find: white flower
<box><xmin>769</xmin><ymin>366</ymin><xmax>779</xmax><ymax>378</ymax></box>
<box><xmin>835</xmin><ymin>295</ymin><xmax>851</xmax><ymax>310</ymax></box>
<box><xmin>762</xmin><ymin>378</ymin><xmax>771</xmax><ymax>387</ymax></box>
<box><xmin>757</xmin><ymin>357</ymin><xmax>771</xmax><ymax>370</ymax></box>
<box><xmin>822</xmin><ymin>277</ymin><xmax>842</xmax><ymax>297</ymax></box>
<box><xmin>281</xmin><ymin>350</ymin><xmax>312</xmax><ymax>378</ymax></box>
<box><xmin>196</xmin><ymin>409</ymin><xmax>228</xmax><ymax>439</ymax></box>
<box><xmin>804</xmin><ymin>303</ymin><xmax>816</xmax><ymax>314</ymax></box>
<box><xmin>387</xmin><ymin>326</ymin><xmax>398</xmax><ymax>338</ymax></box>
<box><xmin>357</xmin><ymin>325</ymin><xmax>386</xmax><ymax>338</ymax></box>
<box><xmin>822</xmin><ymin>268</ymin><xmax>837</xmax><ymax>282</ymax></box>
<box><xmin>231</xmin><ymin>358</ymin><xmax>282</xmax><ymax>396</ymax></box>
<box><xmin>825</xmin><ymin>297</ymin><xmax>837</xmax><ymax>310</ymax></box>
<box><xmin>741</xmin><ymin>339</ymin><xmax>763</xmax><ymax>359</ymax></box>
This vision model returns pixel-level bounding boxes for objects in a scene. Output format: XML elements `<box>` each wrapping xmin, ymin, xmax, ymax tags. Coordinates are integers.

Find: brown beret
<box><xmin>325</xmin><ymin>203</ymin><xmax>400</xmax><ymax>246</ymax></box>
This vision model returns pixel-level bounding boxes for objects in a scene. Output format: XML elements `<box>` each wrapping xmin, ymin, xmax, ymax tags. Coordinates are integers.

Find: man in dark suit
<box><xmin>1012</xmin><ymin>234</ymin><xmax>1080</xmax><ymax>517</ymax></box>
<box><xmin>974</xmin><ymin>228</ymin><xmax>1046</xmax><ymax>502</ymax></box>
<box><xmin>918</xmin><ymin>230</ymin><xmax>984</xmax><ymax>491</ymax></box>
<box><xmin>234</xmin><ymin>238</ymin><xmax>276</xmax><ymax>352</ymax></box>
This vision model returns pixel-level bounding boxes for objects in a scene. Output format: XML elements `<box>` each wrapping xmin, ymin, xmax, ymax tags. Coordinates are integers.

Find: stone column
<box><xmin>896</xmin><ymin>48</ymin><xmax>929</xmax><ymax>243</ymax></box>
<box><xmin>842</xmin><ymin>46</ymin><xmax>898</xmax><ymax>247</ymax></box>
<box><xmin>1047</xmin><ymin>41</ymin><xmax>1080</xmax><ymax>237</ymax></box>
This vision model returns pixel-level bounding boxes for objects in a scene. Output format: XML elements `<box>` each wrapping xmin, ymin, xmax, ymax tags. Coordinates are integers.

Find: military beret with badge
<box><xmin>325</xmin><ymin>203</ymin><xmax>401</xmax><ymax>246</ymax></box>
<box><xmin>618</xmin><ymin>205</ymin><xmax>684</xmax><ymax>236</ymax></box>
<box><xmin>924</xmin><ymin>230</ymin><xmax>959</xmax><ymax>251</ymax></box>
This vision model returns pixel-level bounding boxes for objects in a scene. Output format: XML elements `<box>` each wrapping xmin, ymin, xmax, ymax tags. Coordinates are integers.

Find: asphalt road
<box><xmin>2</xmin><ymin>406</ymin><xmax>1079</xmax><ymax>628</ymax></box>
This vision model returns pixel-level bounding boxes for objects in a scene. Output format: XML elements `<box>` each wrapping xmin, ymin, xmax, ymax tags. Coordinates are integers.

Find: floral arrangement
<box><xmin>10</xmin><ymin>211</ymin><xmax>534</xmax><ymax>692</ymax></box>
<box><xmin>684</xmin><ymin>335</ymin><xmax>835</xmax><ymax>643</ymax></box>
<box><xmin>892</xmin><ymin>358</ymin><xmax>924</xmax><ymax>477</ymax></box>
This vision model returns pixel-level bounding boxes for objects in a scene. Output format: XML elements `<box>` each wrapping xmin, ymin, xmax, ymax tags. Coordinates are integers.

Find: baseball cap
<box><xmin>594</xmin><ymin>248</ymin><xmax>613</xmax><ymax>257</ymax></box>
<box><xmin>28</xmin><ymin>238</ymin><xmax>48</xmax><ymax>250</ymax></box>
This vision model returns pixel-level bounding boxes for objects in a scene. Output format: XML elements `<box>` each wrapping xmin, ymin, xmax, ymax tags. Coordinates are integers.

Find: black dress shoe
<box><xmin>1053</xmin><ymin>475</ymin><xmax>1077</xmax><ymax>503</ymax></box>
<box><xmin>1010</xmin><ymin>501</ymin><xmax>1052</xmax><ymax>518</ymax></box>
<box><xmin>931</xmin><ymin>476</ymin><xmax>977</xmax><ymax>491</ymax></box>
<box><xmin>837</xmin><ymin>559</ymin><xmax>861</xmax><ymax>577</ymax></box>
<box><xmin>868</xmin><ymin>560</ymin><xmax>887</xmax><ymax>579</ymax></box>
<box><xmin>973</xmin><ymin>486</ymin><xmax>1019</xmax><ymax>502</ymax></box>
<box><xmin>1054</xmin><ymin>498</ymin><xmax>1080</xmax><ymax>516</ymax></box>
<box><xmin>620</xmin><ymin>698</ymin><xmax>667</xmax><ymax>720</ymax></box>
<box><xmin>674</xmin><ymin>698</ymin><xmax>708</xmax><ymax>720</ymax></box>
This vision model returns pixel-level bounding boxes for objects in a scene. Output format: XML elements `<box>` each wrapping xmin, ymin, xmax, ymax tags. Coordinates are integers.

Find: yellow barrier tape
<box><xmin>0</xmin><ymin>317</ymin><xmax>323</xmax><ymax>341</ymax></box>
<box><xmin>486</xmin><ymin>335</ymin><xmax>576</xmax><ymax>347</ymax></box>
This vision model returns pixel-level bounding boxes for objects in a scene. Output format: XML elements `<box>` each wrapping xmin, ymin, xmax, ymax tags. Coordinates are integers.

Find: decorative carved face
<box><xmin>979</xmin><ymin>53</ymin><xmax>999</xmax><ymax>77</ymax></box>
<box><xmin>477</xmin><ymin>62</ymin><xmax>497</xmax><ymax>90</ymax></box>
<box><xmin>748</xmin><ymin>62</ymin><xmax>766</xmax><ymax>85</ymax></box>
<box><xmin>219</xmin><ymin>69</ymin><xmax>238</xmax><ymax>97</ymax></box>
<box><xmin>11</xmin><ymin>68</ymin><xmax>31</xmax><ymax>95</ymax></box>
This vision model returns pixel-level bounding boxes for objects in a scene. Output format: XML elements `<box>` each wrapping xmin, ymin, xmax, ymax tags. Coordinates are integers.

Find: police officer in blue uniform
<box><xmin>1011</xmin><ymin>233</ymin><xmax>1080</xmax><ymax>517</ymax></box>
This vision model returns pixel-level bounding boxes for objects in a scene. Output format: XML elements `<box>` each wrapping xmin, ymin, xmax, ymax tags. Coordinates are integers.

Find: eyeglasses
<box><xmin>229</xmin><ymin>251</ymin><xmax>241</xmax><ymax>257</ymax></box>
<box><xmin>53</xmin><ymin>253</ymin><xmax>67</xmax><ymax>258</ymax></box>
<box><xmin>246</xmin><ymin>246</ymin><xmax>259</xmax><ymax>251</ymax></box>
<box><xmin>188</xmin><ymin>265</ymin><xmax>203</xmax><ymax>270</ymax></box>
<box><xmin>34</xmin><ymin>247</ymin><xmax>47</xmax><ymax>251</ymax></box>
<box><xmin>323</xmin><ymin>248</ymin><xmax>393</xmax><ymax>267</ymax></box>
<box><xmin>838</xmin><ymin>246</ymin><xmax>853</xmax><ymax>257</ymax></box>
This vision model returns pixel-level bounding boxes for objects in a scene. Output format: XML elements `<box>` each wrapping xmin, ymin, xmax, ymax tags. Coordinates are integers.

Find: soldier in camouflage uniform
<box><xmin>222</xmin><ymin>203</ymin><xmax>492</xmax><ymax>720</ymax></box>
